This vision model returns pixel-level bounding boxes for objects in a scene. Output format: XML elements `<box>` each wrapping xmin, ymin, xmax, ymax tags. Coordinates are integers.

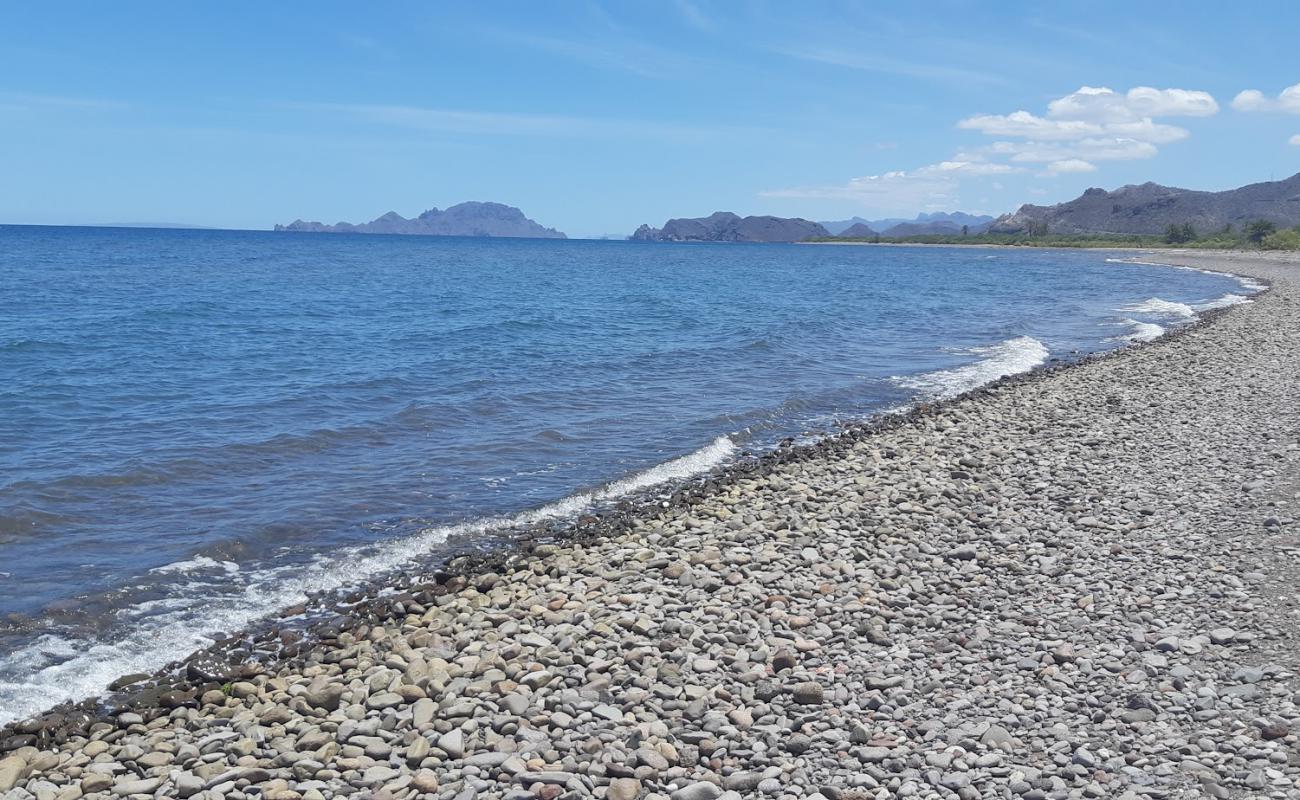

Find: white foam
<box><xmin>1192</xmin><ymin>293</ymin><xmax>1251</xmax><ymax>311</ymax></box>
<box><xmin>1105</xmin><ymin>256</ymin><xmax>1269</xmax><ymax>295</ymax></box>
<box><xmin>1120</xmin><ymin>298</ymin><xmax>1197</xmax><ymax>319</ymax></box>
<box><xmin>893</xmin><ymin>336</ymin><xmax>1050</xmax><ymax>400</ymax></box>
<box><xmin>1111</xmin><ymin>319</ymin><xmax>1165</xmax><ymax>343</ymax></box>
<box><xmin>0</xmin><ymin>435</ymin><xmax>737</xmax><ymax>726</ymax></box>
<box><xmin>149</xmin><ymin>556</ymin><xmax>240</xmax><ymax>575</ymax></box>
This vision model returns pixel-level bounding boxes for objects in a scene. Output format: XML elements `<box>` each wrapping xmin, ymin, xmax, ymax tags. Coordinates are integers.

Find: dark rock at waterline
<box><xmin>158</xmin><ymin>689</ymin><xmax>197</xmax><ymax>709</ymax></box>
<box><xmin>107</xmin><ymin>673</ymin><xmax>151</xmax><ymax>691</ymax></box>
<box><xmin>0</xmin><ymin>735</ymin><xmax>35</xmax><ymax>752</ymax></box>
<box><xmin>185</xmin><ymin>655</ymin><xmax>240</xmax><ymax>683</ymax></box>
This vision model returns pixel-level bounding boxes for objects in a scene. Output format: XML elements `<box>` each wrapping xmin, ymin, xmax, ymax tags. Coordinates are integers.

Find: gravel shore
<box><xmin>2</xmin><ymin>251</ymin><xmax>1298</xmax><ymax>800</ymax></box>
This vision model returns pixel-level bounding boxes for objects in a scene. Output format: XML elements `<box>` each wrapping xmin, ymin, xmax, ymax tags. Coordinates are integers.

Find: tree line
<box><xmin>1163</xmin><ymin>220</ymin><xmax>1300</xmax><ymax>250</ymax></box>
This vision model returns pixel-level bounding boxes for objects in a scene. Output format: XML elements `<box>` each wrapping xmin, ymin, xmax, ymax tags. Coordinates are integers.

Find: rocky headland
<box><xmin>2</xmin><ymin>252</ymin><xmax>1298</xmax><ymax>800</ymax></box>
<box><xmin>275</xmin><ymin>203</ymin><xmax>566</xmax><ymax>239</ymax></box>
<box><xmin>990</xmin><ymin>173</ymin><xmax>1300</xmax><ymax>236</ymax></box>
<box><xmin>631</xmin><ymin>213</ymin><xmax>829</xmax><ymax>243</ymax></box>
<box><xmin>836</xmin><ymin>223</ymin><xmax>879</xmax><ymax>239</ymax></box>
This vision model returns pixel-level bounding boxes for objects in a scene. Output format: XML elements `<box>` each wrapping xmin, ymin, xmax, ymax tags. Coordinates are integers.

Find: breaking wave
<box><xmin>893</xmin><ymin>336</ymin><xmax>1050</xmax><ymax>400</ymax></box>
<box><xmin>0</xmin><ymin>435</ymin><xmax>737</xmax><ymax>726</ymax></box>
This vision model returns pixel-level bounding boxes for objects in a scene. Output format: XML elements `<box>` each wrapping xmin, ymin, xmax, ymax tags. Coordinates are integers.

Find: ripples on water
<box><xmin>0</xmin><ymin>226</ymin><xmax>1257</xmax><ymax>722</ymax></box>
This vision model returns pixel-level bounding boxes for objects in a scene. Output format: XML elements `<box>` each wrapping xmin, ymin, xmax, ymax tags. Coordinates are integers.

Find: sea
<box><xmin>0</xmin><ymin>225</ymin><xmax>1262</xmax><ymax>724</ymax></box>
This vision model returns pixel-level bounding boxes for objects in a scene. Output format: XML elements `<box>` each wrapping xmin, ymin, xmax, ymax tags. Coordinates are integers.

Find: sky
<box><xmin>3</xmin><ymin>1</ymin><xmax>1300</xmax><ymax>237</ymax></box>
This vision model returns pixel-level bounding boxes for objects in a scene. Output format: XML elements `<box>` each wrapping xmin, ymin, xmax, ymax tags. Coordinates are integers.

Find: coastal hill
<box><xmin>822</xmin><ymin>211</ymin><xmax>994</xmax><ymax>236</ymax></box>
<box><xmin>991</xmin><ymin>172</ymin><xmax>1300</xmax><ymax>235</ymax></box>
<box><xmin>275</xmin><ymin>202</ymin><xmax>566</xmax><ymax>238</ymax></box>
<box><xmin>838</xmin><ymin>222</ymin><xmax>880</xmax><ymax>238</ymax></box>
<box><xmin>631</xmin><ymin>212</ymin><xmax>828</xmax><ymax>242</ymax></box>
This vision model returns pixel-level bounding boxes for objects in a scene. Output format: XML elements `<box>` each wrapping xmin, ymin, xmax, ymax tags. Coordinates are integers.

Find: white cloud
<box><xmin>1290</xmin><ymin>134</ymin><xmax>1300</xmax><ymax>146</ymax></box>
<box><xmin>761</xmin><ymin>171</ymin><xmax>952</xmax><ymax>205</ymax></box>
<box><xmin>917</xmin><ymin>160</ymin><xmax>1021</xmax><ymax>176</ymax></box>
<box><xmin>956</xmin><ymin>85</ymin><xmax>1213</xmax><ymax>171</ymax></box>
<box><xmin>958</xmin><ymin>112</ymin><xmax>1188</xmax><ymax>144</ymax></box>
<box><xmin>958</xmin><ymin>111</ymin><xmax>1103</xmax><ymax>141</ymax></box>
<box><xmin>760</xmin><ymin>160</ymin><xmax>1020</xmax><ymax>210</ymax></box>
<box><xmin>768</xmin><ymin>83</ymin><xmax>1214</xmax><ymax>211</ymax></box>
<box><xmin>1047</xmin><ymin>86</ymin><xmax>1218</xmax><ymax>123</ymax></box>
<box><xmin>1232</xmin><ymin>83</ymin><xmax>1300</xmax><ymax>113</ymax></box>
<box><xmin>1232</xmin><ymin>90</ymin><xmax>1267</xmax><ymax>112</ymax></box>
<box><xmin>1040</xmin><ymin>158</ymin><xmax>1098</xmax><ymax>177</ymax></box>
<box><xmin>1103</xmin><ymin>119</ymin><xmax>1190</xmax><ymax>144</ymax></box>
<box><xmin>978</xmin><ymin>137</ymin><xmax>1159</xmax><ymax>163</ymax></box>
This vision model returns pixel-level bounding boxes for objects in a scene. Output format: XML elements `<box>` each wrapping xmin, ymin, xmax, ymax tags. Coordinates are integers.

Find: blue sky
<box><xmin>3</xmin><ymin>1</ymin><xmax>1299</xmax><ymax>237</ymax></box>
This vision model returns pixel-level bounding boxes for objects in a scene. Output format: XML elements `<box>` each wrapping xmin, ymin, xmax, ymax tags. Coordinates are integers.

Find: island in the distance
<box><xmin>631</xmin><ymin>212</ymin><xmax>828</xmax><ymax>243</ymax></box>
<box><xmin>274</xmin><ymin>201</ymin><xmax>566</xmax><ymax>239</ymax></box>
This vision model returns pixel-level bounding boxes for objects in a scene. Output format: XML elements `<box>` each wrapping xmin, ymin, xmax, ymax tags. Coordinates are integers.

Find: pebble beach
<box><xmin>2</xmin><ymin>250</ymin><xmax>1298</xmax><ymax>800</ymax></box>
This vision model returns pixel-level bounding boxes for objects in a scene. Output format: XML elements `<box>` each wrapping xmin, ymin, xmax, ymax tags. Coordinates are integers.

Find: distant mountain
<box><xmin>275</xmin><ymin>202</ymin><xmax>566</xmax><ymax>239</ymax></box>
<box><xmin>821</xmin><ymin>211</ymin><xmax>993</xmax><ymax>236</ymax></box>
<box><xmin>883</xmin><ymin>220</ymin><xmax>969</xmax><ymax>236</ymax></box>
<box><xmin>820</xmin><ymin>216</ymin><xmax>875</xmax><ymax>236</ymax></box>
<box><xmin>631</xmin><ymin>212</ymin><xmax>829</xmax><ymax>243</ymax></box>
<box><xmin>838</xmin><ymin>222</ymin><xmax>879</xmax><ymax>238</ymax></box>
<box><xmin>990</xmin><ymin>173</ymin><xmax>1300</xmax><ymax>235</ymax></box>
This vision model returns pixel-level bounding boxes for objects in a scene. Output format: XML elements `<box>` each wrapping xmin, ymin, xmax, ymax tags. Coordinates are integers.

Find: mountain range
<box><xmin>267</xmin><ymin>172</ymin><xmax>1300</xmax><ymax>243</ymax></box>
<box><xmin>991</xmin><ymin>172</ymin><xmax>1300</xmax><ymax>235</ymax></box>
<box><xmin>631</xmin><ymin>212</ymin><xmax>829</xmax><ymax>243</ymax></box>
<box><xmin>821</xmin><ymin>212</ymin><xmax>995</xmax><ymax>236</ymax></box>
<box><xmin>275</xmin><ymin>202</ymin><xmax>566</xmax><ymax>238</ymax></box>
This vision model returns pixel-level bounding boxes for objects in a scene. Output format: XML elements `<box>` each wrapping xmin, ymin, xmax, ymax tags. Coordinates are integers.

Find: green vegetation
<box><xmin>809</xmin><ymin>231</ymin><xmax>1168</xmax><ymax>248</ymax></box>
<box><xmin>1164</xmin><ymin>223</ymin><xmax>1197</xmax><ymax>244</ymax></box>
<box><xmin>1261</xmin><ymin>228</ymin><xmax>1300</xmax><ymax>250</ymax></box>
<box><xmin>1245</xmin><ymin>219</ymin><xmax>1278</xmax><ymax>244</ymax></box>
<box><xmin>809</xmin><ymin>218</ymin><xmax>1300</xmax><ymax>250</ymax></box>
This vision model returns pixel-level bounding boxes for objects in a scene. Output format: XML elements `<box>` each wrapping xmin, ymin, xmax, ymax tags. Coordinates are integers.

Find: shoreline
<box><xmin>0</xmin><ymin>251</ymin><xmax>1253</xmax><ymax>732</ymax></box>
<box><xmin>0</xmin><ymin>249</ymin><xmax>1244</xmax><ymax>728</ymax></box>
<box><xmin>2</xmin><ymin>250</ymin><xmax>1298</xmax><ymax>800</ymax></box>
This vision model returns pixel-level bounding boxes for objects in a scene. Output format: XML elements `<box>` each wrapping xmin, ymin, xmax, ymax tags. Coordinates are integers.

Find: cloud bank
<box><xmin>1232</xmin><ymin>84</ymin><xmax>1300</xmax><ymax>113</ymax></box>
<box><xmin>760</xmin><ymin>160</ymin><xmax>1020</xmax><ymax>210</ymax></box>
<box><xmin>956</xmin><ymin>85</ymin><xmax>1218</xmax><ymax>172</ymax></box>
<box><xmin>761</xmin><ymin>85</ymin><xmax>1218</xmax><ymax>212</ymax></box>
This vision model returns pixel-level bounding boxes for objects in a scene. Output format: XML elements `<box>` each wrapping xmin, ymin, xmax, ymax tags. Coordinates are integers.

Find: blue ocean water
<box><xmin>0</xmin><ymin>226</ymin><xmax>1258</xmax><ymax>722</ymax></box>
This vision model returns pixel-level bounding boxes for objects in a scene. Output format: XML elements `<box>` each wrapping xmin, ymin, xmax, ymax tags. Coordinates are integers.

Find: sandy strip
<box><xmin>1</xmin><ymin>251</ymin><xmax>1297</xmax><ymax>800</ymax></box>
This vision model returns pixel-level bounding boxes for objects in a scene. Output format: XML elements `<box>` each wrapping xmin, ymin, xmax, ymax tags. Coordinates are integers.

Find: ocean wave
<box><xmin>893</xmin><ymin>336</ymin><xmax>1050</xmax><ymax>400</ymax></box>
<box><xmin>1120</xmin><ymin>298</ymin><xmax>1197</xmax><ymax>319</ymax></box>
<box><xmin>0</xmin><ymin>435</ymin><xmax>737</xmax><ymax>726</ymax></box>
<box><xmin>148</xmin><ymin>556</ymin><xmax>240</xmax><ymax>575</ymax></box>
<box><xmin>1114</xmin><ymin>293</ymin><xmax>1251</xmax><ymax>336</ymax></box>
<box><xmin>1110</xmin><ymin>319</ymin><xmax>1165</xmax><ymax>343</ymax></box>
<box><xmin>1105</xmin><ymin>256</ymin><xmax>1269</xmax><ymax>295</ymax></box>
<box><xmin>1192</xmin><ymin>293</ymin><xmax>1251</xmax><ymax>311</ymax></box>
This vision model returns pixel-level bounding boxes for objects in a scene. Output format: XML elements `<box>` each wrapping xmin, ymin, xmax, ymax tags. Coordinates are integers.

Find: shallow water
<box><xmin>0</xmin><ymin>227</ymin><xmax>1255</xmax><ymax>722</ymax></box>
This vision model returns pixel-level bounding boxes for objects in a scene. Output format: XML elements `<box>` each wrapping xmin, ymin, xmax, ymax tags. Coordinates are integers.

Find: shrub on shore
<box><xmin>1261</xmin><ymin>228</ymin><xmax>1300</xmax><ymax>250</ymax></box>
<box><xmin>1164</xmin><ymin>223</ymin><xmax>1197</xmax><ymax>244</ymax></box>
<box><xmin>812</xmin><ymin>218</ymin><xmax>1300</xmax><ymax>250</ymax></box>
